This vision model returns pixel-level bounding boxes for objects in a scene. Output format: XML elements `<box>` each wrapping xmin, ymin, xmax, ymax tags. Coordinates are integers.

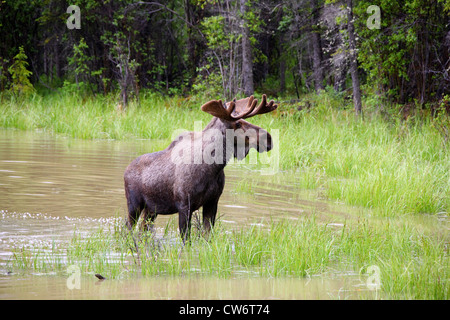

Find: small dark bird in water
<box><xmin>95</xmin><ymin>274</ymin><xmax>106</xmax><ymax>280</ymax></box>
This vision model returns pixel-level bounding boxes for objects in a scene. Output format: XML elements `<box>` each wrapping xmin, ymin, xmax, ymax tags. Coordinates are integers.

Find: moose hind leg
<box><xmin>125</xmin><ymin>190</ymin><xmax>143</xmax><ymax>230</ymax></box>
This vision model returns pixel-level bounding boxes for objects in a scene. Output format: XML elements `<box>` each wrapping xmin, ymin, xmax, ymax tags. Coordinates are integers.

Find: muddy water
<box><xmin>0</xmin><ymin>129</ymin><xmax>373</xmax><ymax>299</ymax></box>
<box><xmin>1</xmin><ymin>274</ymin><xmax>369</xmax><ymax>300</ymax></box>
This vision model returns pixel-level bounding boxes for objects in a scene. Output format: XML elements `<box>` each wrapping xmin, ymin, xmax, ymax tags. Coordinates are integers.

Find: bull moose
<box><xmin>124</xmin><ymin>94</ymin><xmax>277</xmax><ymax>241</ymax></box>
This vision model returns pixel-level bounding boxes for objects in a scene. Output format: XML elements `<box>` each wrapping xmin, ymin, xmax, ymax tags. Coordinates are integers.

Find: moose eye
<box><xmin>235</xmin><ymin>122</ymin><xmax>242</xmax><ymax>129</ymax></box>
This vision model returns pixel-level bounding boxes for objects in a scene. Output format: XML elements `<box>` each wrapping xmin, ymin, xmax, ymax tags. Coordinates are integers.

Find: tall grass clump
<box><xmin>337</xmin><ymin>220</ymin><xmax>449</xmax><ymax>299</ymax></box>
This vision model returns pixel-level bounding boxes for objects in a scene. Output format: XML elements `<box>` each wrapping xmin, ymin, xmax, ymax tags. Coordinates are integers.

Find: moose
<box><xmin>124</xmin><ymin>94</ymin><xmax>277</xmax><ymax>241</ymax></box>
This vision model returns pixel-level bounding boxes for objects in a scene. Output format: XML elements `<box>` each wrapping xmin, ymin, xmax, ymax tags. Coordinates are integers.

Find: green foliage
<box><xmin>354</xmin><ymin>0</ymin><xmax>449</xmax><ymax>102</ymax></box>
<box><xmin>432</xmin><ymin>95</ymin><xmax>450</xmax><ymax>145</ymax></box>
<box><xmin>440</xmin><ymin>0</ymin><xmax>450</xmax><ymax>11</ymax></box>
<box><xmin>201</xmin><ymin>15</ymin><xmax>233</xmax><ymax>49</ymax></box>
<box><xmin>67</xmin><ymin>38</ymin><xmax>91</xmax><ymax>84</ymax></box>
<box><xmin>192</xmin><ymin>68</ymin><xmax>224</xmax><ymax>98</ymax></box>
<box><xmin>7</xmin><ymin>46</ymin><xmax>34</xmax><ymax>96</ymax></box>
<box><xmin>0</xmin><ymin>57</ymin><xmax>9</xmax><ymax>91</ymax></box>
<box><xmin>67</xmin><ymin>38</ymin><xmax>111</xmax><ymax>94</ymax></box>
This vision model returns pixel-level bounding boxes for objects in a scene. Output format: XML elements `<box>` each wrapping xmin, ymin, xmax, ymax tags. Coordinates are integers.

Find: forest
<box><xmin>1</xmin><ymin>0</ymin><xmax>449</xmax><ymax>114</ymax></box>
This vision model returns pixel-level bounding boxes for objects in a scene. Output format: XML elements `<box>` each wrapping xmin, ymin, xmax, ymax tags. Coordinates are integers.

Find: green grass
<box><xmin>0</xmin><ymin>91</ymin><xmax>212</xmax><ymax>140</ymax></box>
<box><xmin>255</xmin><ymin>94</ymin><xmax>450</xmax><ymax>217</ymax></box>
<box><xmin>233</xmin><ymin>179</ymin><xmax>256</xmax><ymax>195</ymax></box>
<box><xmin>0</xmin><ymin>89</ymin><xmax>449</xmax><ymax>218</ymax></box>
<box><xmin>8</xmin><ymin>216</ymin><xmax>449</xmax><ymax>299</ymax></box>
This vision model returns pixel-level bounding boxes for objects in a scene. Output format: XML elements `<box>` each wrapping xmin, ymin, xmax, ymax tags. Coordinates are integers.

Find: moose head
<box><xmin>200</xmin><ymin>94</ymin><xmax>277</xmax><ymax>161</ymax></box>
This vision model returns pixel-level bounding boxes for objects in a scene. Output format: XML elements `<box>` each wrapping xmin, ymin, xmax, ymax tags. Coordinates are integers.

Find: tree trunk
<box><xmin>184</xmin><ymin>0</ymin><xmax>197</xmax><ymax>89</ymax></box>
<box><xmin>54</xmin><ymin>41</ymin><xmax>61</xmax><ymax>79</ymax></box>
<box><xmin>240</xmin><ymin>0</ymin><xmax>254</xmax><ymax>97</ymax></box>
<box><xmin>310</xmin><ymin>0</ymin><xmax>324</xmax><ymax>93</ymax></box>
<box><xmin>280</xmin><ymin>59</ymin><xmax>286</xmax><ymax>93</ymax></box>
<box><xmin>279</xmin><ymin>32</ymin><xmax>286</xmax><ymax>93</ymax></box>
<box><xmin>346</xmin><ymin>0</ymin><xmax>362</xmax><ymax>116</ymax></box>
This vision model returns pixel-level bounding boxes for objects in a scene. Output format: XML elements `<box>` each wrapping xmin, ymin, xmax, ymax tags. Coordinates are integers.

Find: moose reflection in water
<box><xmin>124</xmin><ymin>95</ymin><xmax>277</xmax><ymax>241</ymax></box>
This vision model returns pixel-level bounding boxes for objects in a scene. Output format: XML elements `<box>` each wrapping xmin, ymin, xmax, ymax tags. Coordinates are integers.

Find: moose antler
<box><xmin>201</xmin><ymin>94</ymin><xmax>277</xmax><ymax>121</ymax></box>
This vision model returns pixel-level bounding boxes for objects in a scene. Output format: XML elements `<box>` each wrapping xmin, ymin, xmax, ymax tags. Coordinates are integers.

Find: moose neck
<box><xmin>201</xmin><ymin>117</ymin><xmax>234</xmax><ymax>172</ymax></box>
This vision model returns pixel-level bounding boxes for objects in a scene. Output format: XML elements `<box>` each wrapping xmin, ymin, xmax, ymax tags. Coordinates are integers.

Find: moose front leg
<box><xmin>202</xmin><ymin>199</ymin><xmax>218</xmax><ymax>235</ymax></box>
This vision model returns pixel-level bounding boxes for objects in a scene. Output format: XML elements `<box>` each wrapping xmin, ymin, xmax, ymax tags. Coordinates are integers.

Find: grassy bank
<box><xmin>9</xmin><ymin>216</ymin><xmax>448</xmax><ymax>299</ymax></box>
<box><xmin>1</xmin><ymin>91</ymin><xmax>448</xmax><ymax>217</ymax></box>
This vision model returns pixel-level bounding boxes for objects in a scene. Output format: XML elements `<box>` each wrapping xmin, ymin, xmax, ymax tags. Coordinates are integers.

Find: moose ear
<box><xmin>201</xmin><ymin>99</ymin><xmax>235</xmax><ymax>121</ymax></box>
